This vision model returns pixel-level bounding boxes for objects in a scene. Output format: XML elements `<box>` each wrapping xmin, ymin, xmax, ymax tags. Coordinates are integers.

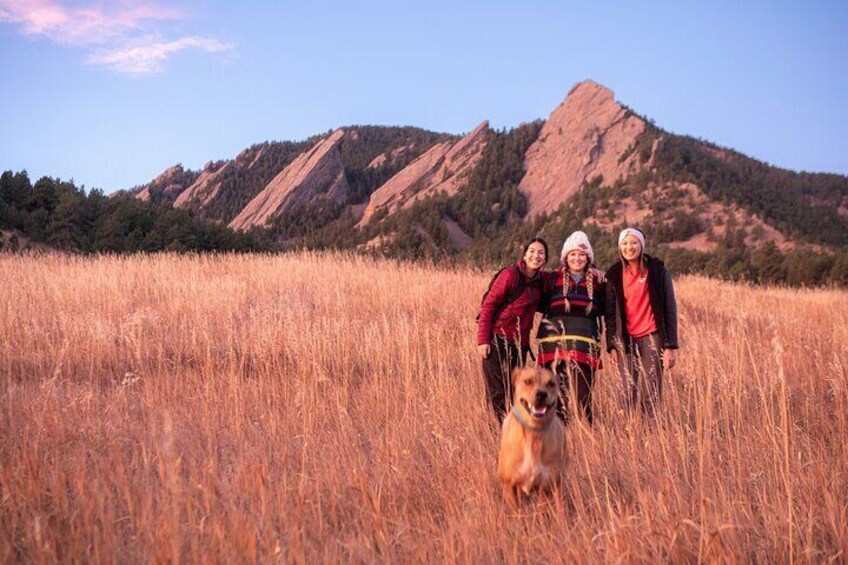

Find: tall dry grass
<box><xmin>1</xmin><ymin>251</ymin><xmax>846</xmax><ymax>563</ymax></box>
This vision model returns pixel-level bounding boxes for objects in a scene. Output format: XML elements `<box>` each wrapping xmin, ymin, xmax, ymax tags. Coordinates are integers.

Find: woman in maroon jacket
<box><xmin>477</xmin><ymin>237</ymin><xmax>548</xmax><ymax>423</ymax></box>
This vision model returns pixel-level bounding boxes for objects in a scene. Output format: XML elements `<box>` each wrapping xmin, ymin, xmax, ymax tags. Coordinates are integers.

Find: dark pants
<box><xmin>555</xmin><ymin>361</ymin><xmax>594</xmax><ymax>425</ymax></box>
<box><xmin>481</xmin><ymin>337</ymin><xmax>529</xmax><ymax>424</ymax></box>
<box><xmin>616</xmin><ymin>332</ymin><xmax>664</xmax><ymax>417</ymax></box>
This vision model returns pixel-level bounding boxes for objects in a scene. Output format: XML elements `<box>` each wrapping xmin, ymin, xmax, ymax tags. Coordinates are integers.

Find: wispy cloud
<box><xmin>88</xmin><ymin>36</ymin><xmax>233</xmax><ymax>74</ymax></box>
<box><xmin>0</xmin><ymin>0</ymin><xmax>233</xmax><ymax>75</ymax></box>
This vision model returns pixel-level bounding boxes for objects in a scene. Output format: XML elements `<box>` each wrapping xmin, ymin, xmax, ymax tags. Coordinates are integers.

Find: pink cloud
<box><xmin>0</xmin><ymin>0</ymin><xmax>68</xmax><ymax>34</ymax></box>
<box><xmin>0</xmin><ymin>0</ymin><xmax>182</xmax><ymax>44</ymax></box>
<box><xmin>88</xmin><ymin>36</ymin><xmax>234</xmax><ymax>74</ymax></box>
<box><xmin>0</xmin><ymin>0</ymin><xmax>231</xmax><ymax>74</ymax></box>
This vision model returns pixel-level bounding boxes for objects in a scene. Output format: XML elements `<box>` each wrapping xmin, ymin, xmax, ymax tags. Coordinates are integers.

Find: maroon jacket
<box><xmin>476</xmin><ymin>260</ymin><xmax>545</xmax><ymax>347</ymax></box>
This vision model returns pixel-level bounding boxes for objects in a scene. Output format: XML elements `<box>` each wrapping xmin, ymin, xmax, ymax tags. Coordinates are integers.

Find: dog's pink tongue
<box><xmin>532</xmin><ymin>405</ymin><xmax>547</xmax><ymax>418</ymax></box>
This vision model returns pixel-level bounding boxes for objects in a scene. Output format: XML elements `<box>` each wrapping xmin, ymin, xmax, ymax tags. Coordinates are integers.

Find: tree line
<box><xmin>5</xmin><ymin>113</ymin><xmax>847</xmax><ymax>288</ymax></box>
<box><xmin>338</xmin><ymin>121</ymin><xmax>848</xmax><ymax>287</ymax></box>
<box><xmin>0</xmin><ymin>171</ymin><xmax>263</xmax><ymax>253</ymax></box>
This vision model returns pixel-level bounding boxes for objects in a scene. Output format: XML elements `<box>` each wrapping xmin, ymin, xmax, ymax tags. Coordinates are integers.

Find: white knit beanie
<box><xmin>618</xmin><ymin>227</ymin><xmax>645</xmax><ymax>249</ymax></box>
<box><xmin>560</xmin><ymin>231</ymin><xmax>594</xmax><ymax>263</ymax></box>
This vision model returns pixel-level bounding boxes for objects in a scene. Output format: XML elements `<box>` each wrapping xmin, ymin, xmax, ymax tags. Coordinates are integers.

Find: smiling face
<box><xmin>512</xmin><ymin>367</ymin><xmax>559</xmax><ymax>422</ymax></box>
<box><xmin>619</xmin><ymin>234</ymin><xmax>643</xmax><ymax>264</ymax></box>
<box><xmin>565</xmin><ymin>250</ymin><xmax>589</xmax><ymax>274</ymax></box>
<box><xmin>523</xmin><ymin>241</ymin><xmax>547</xmax><ymax>273</ymax></box>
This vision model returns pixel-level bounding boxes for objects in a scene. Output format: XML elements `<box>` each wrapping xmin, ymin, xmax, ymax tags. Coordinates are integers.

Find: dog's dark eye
<box><xmin>547</xmin><ymin>381</ymin><xmax>555</xmax><ymax>388</ymax></box>
<box><xmin>524</xmin><ymin>378</ymin><xmax>532</xmax><ymax>386</ymax></box>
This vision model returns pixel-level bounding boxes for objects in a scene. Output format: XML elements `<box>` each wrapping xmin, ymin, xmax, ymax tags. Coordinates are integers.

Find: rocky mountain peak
<box><xmin>229</xmin><ymin>129</ymin><xmax>349</xmax><ymax>231</ymax></box>
<box><xmin>519</xmin><ymin>80</ymin><xmax>647</xmax><ymax>216</ymax></box>
<box><xmin>174</xmin><ymin>162</ymin><xmax>230</xmax><ymax>208</ymax></box>
<box><xmin>154</xmin><ymin>164</ymin><xmax>185</xmax><ymax>184</ymax></box>
<box><xmin>357</xmin><ymin>121</ymin><xmax>489</xmax><ymax>227</ymax></box>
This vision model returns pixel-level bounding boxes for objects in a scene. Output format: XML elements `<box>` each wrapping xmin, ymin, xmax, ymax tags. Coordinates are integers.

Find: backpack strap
<box><xmin>500</xmin><ymin>266</ymin><xmax>527</xmax><ymax>306</ymax></box>
<box><xmin>477</xmin><ymin>265</ymin><xmax>527</xmax><ymax>322</ymax></box>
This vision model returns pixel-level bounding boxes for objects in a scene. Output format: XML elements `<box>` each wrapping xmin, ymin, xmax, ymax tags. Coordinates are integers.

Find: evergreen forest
<box><xmin>3</xmin><ymin>121</ymin><xmax>847</xmax><ymax>287</ymax></box>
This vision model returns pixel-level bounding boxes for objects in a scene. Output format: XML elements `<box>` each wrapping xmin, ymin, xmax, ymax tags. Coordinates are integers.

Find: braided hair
<box><xmin>561</xmin><ymin>261</ymin><xmax>595</xmax><ymax>314</ymax></box>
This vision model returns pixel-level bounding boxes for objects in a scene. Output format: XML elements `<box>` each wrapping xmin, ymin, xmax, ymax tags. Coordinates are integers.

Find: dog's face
<box><xmin>512</xmin><ymin>367</ymin><xmax>559</xmax><ymax>422</ymax></box>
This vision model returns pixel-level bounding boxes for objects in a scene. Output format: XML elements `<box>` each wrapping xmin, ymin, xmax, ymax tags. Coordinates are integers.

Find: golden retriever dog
<box><xmin>497</xmin><ymin>366</ymin><xmax>567</xmax><ymax>507</ymax></box>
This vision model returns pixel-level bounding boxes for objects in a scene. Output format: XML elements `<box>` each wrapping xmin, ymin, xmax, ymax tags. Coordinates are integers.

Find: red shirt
<box><xmin>623</xmin><ymin>264</ymin><xmax>657</xmax><ymax>338</ymax></box>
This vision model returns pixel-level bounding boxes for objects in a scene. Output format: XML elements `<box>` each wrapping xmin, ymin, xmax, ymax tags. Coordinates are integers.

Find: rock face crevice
<box><xmin>229</xmin><ymin>129</ymin><xmax>349</xmax><ymax>231</ymax></box>
<box><xmin>174</xmin><ymin>161</ymin><xmax>229</xmax><ymax>208</ymax></box>
<box><xmin>358</xmin><ymin>122</ymin><xmax>489</xmax><ymax>227</ymax></box>
<box><xmin>519</xmin><ymin>80</ymin><xmax>647</xmax><ymax>217</ymax></box>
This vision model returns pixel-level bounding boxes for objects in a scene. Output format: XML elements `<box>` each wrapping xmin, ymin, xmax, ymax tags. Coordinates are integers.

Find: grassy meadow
<box><xmin>1</xmin><ymin>251</ymin><xmax>847</xmax><ymax>563</ymax></box>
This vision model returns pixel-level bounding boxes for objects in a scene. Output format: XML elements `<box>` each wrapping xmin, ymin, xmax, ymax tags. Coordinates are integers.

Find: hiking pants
<box><xmin>617</xmin><ymin>332</ymin><xmax>664</xmax><ymax>417</ymax></box>
<box><xmin>555</xmin><ymin>361</ymin><xmax>594</xmax><ymax>425</ymax></box>
<box><xmin>481</xmin><ymin>337</ymin><xmax>529</xmax><ymax>424</ymax></box>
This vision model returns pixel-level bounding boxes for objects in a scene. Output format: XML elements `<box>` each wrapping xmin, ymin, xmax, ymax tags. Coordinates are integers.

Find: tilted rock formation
<box><xmin>519</xmin><ymin>80</ymin><xmax>647</xmax><ymax>217</ymax></box>
<box><xmin>173</xmin><ymin>161</ymin><xmax>229</xmax><ymax>208</ymax></box>
<box><xmin>124</xmin><ymin>79</ymin><xmax>846</xmax><ymax>260</ymax></box>
<box><xmin>135</xmin><ymin>164</ymin><xmax>190</xmax><ymax>202</ymax></box>
<box><xmin>357</xmin><ymin>141</ymin><xmax>451</xmax><ymax>226</ymax></box>
<box><xmin>229</xmin><ymin>129</ymin><xmax>349</xmax><ymax>231</ymax></box>
<box><xmin>135</xmin><ymin>186</ymin><xmax>152</xmax><ymax>202</ymax></box>
<box><xmin>368</xmin><ymin>153</ymin><xmax>388</xmax><ymax>169</ymax></box>
<box><xmin>358</xmin><ymin>122</ymin><xmax>488</xmax><ymax>226</ymax></box>
<box><xmin>170</xmin><ymin>147</ymin><xmax>261</xmax><ymax>209</ymax></box>
<box><xmin>367</xmin><ymin>144</ymin><xmax>414</xmax><ymax>169</ymax></box>
<box><xmin>243</xmin><ymin>147</ymin><xmax>264</xmax><ymax>169</ymax></box>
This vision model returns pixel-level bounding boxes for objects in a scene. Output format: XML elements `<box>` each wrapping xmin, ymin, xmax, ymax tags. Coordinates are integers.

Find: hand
<box><xmin>478</xmin><ymin>344</ymin><xmax>491</xmax><ymax>359</ymax></box>
<box><xmin>664</xmin><ymin>348</ymin><xmax>677</xmax><ymax>370</ymax></box>
<box><xmin>608</xmin><ymin>348</ymin><xmax>619</xmax><ymax>366</ymax></box>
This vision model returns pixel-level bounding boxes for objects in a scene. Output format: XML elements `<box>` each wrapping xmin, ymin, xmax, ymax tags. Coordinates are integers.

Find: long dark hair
<box><xmin>522</xmin><ymin>237</ymin><xmax>549</xmax><ymax>264</ymax></box>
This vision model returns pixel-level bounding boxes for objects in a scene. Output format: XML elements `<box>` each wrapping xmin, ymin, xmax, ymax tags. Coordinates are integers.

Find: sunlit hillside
<box><xmin>1</xmin><ymin>252</ymin><xmax>846</xmax><ymax>562</ymax></box>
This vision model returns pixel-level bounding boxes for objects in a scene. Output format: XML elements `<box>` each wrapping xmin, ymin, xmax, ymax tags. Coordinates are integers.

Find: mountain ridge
<box><xmin>116</xmin><ymin>78</ymin><xmax>848</xmax><ymax>282</ymax></box>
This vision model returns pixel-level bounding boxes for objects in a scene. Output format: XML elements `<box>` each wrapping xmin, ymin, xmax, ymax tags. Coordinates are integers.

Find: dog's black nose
<box><xmin>535</xmin><ymin>390</ymin><xmax>548</xmax><ymax>403</ymax></box>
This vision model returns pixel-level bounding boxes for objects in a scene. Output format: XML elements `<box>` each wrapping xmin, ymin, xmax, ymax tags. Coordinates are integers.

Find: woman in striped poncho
<box><xmin>538</xmin><ymin>231</ymin><xmax>606</xmax><ymax>424</ymax></box>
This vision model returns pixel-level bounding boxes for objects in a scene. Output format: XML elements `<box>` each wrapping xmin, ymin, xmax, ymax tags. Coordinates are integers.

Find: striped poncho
<box><xmin>537</xmin><ymin>268</ymin><xmax>606</xmax><ymax>370</ymax></box>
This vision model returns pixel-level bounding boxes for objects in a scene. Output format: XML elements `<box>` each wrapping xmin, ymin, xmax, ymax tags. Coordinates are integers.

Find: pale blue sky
<box><xmin>1</xmin><ymin>0</ymin><xmax>846</xmax><ymax>193</ymax></box>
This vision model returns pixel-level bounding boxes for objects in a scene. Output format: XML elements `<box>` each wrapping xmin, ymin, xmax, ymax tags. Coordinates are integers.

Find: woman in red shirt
<box><xmin>604</xmin><ymin>228</ymin><xmax>678</xmax><ymax>417</ymax></box>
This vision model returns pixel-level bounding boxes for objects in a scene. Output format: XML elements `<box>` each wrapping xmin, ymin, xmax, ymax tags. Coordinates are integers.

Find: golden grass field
<box><xmin>1</xmin><ymin>251</ymin><xmax>847</xmax><ymax>563</ymax></box>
